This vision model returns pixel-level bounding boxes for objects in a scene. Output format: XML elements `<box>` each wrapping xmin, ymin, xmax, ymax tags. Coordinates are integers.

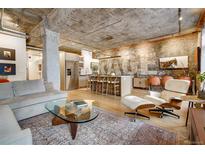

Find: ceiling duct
<box><xmin>27</xmin><ymin>45</ymin><xmax>82</xmax><ymax>56</ymax></box>
<box><xmin>27</xmin><ymin>45</ymin><xmax>43</xmax><ymax>51</ymax></box>
<box><xmin>98</xmin><ymin>55</ymin><xmax>121</xmax><ymax>60</ymax></box>
<box><xmin>0</xmin><ymin>8</ymin><xmax>28</xmax><ymax>38</ymax></box>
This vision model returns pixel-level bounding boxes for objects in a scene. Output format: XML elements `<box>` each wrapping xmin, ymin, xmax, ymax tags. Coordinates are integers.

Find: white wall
<box><xmin>27</xmin><ymin>51</ymin><xmax>42</xmax><ymax>80</ymax></box>
<box><xmin>0</xmin><ymin>31</ymin><xmax>27</xmax><ymax>81</ymax></box>
<box><xmin>27</xmin><ymin>50</ymin><xmax>66</xmax><ymax>85</ymax></box>
<box><xmin>65</xmin><ymin>52</ymin><xmax>80</xmax><ymax>61</ymax></box>
<box><xmin>81</xmin><ymin>49</ymin><xmax>92</xmax><ymax>75</ymax></box>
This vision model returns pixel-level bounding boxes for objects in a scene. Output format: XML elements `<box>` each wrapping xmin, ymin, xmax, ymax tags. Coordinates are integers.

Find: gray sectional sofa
<box><xmin>0</xmin><ymin>105</ymin><xmax>32</xmax><ymax>145</ymax></box>
<box><xmin>0</xmin><ymin>79</ymin><xmax>68</xmax><ymax>144</ymax></box>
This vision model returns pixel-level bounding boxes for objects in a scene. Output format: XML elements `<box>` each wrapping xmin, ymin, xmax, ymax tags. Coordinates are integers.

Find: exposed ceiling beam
<box><xmin>25</xmin><ymin>8</ymin><xmax>53</xmax><ymax>18</ymax></box>
<box><xmin>197</xmin><ymin>9</ymin><xmax>205</xmax><ymax>29</ymax></box>
<box><xmin>27</xmin><ymin>45</ymin><xmax>82</xmax><ymax>55</ymax></box>
<box><xmin>60</xmin><ymin>38</ymin><xmax>102</xmax><ymax>51</ymax></box>
<box><xmin>0</xmin><ymin>8</ymin><xmax>27</xmax><ymax>38</ymax></box>
<box><xmin>108</xmin><ymin>27</ymin><xmax>200</xmax><ymax>51</ymax></box>
<box><xmin>27</xmin><ymin>45</ymin><xmax>43</xmax><ymax>51</ymax></box>
<box><xmin>59</xmin><ymin>46</ymin><xmax>81</xmax><ymax>55</ymax></box>
<box><xmin>147</xmin><ymin>27</ymin><xmax>200</xmax><ymax>43</ymax></box>
<box><xmin>98</xmin><ymin>56</ymin><xmax>121</xmax><ymax>60</ymax></box>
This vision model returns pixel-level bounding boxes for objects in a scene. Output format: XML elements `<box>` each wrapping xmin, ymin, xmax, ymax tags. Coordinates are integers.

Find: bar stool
<box><xmin>101</xmin><ymin>77</ymin><xmax>107</xmax><ymax>95</ymax></box>
<box><xmin>96</xmin><ymin>76</ymin><xmax>103</xmax><ymax>93</ymax></box>
<box><xmin>90</xmin><ymin>75</ymin><xmax>97</xmax><ymax>92</ymax></box>
<box><xmin>113</xmin><ymin>77</ymin><xmax>120</xmax><ymax>96</ymax></box>
<box><xmin>106</xmin><ymin>77</ymin><xmax>120</xmax><ymax>96</ymax></box>
<box><xmin>87</xmin><ymin>75</ymin><xmax>92</xmax><ymax>90</ymax></box>
<box><xmin>106</xmin><ymin>77</ymin><xmax>113</xmax><ymax>95</ymax></box>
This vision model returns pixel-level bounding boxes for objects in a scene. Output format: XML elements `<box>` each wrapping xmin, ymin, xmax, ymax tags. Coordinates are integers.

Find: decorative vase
<box><xmin>198</xmin><ymin>81</ymin><xmax>205</xmax><ymax>99</ymax></box>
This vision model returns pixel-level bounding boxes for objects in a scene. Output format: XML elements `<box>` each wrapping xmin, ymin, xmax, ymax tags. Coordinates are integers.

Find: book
<box><xmin>72</xmin><ymin>100</ymin><xmax>88</xmax><ymax>108</ymax></box>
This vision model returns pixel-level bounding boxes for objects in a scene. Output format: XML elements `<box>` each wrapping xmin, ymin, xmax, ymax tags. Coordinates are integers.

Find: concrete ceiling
<box><xmin>1</xmin><ymin>8</ymin><xmax>53</xmax><ymax>34</ymax></box>
<box><xmin>1</xmin><ymin>8</ymin><xmax>203</xmax><ymax>52</ymax></box>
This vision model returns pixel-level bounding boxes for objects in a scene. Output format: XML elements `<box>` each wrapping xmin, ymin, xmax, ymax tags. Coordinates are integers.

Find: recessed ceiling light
<box><xmin>14</xmin><ymin>23</ymin><xmax>19</xmax><ymax>27</ymax></box>
<box><xmin>104</xmin><ymin>35</ymin><xmax>113</xmax><ymax>41</ymax></box>
<box><xmin>179</xmin><ymin>16</ymin><xmax>183</xmax><ymax>21</ymax></box>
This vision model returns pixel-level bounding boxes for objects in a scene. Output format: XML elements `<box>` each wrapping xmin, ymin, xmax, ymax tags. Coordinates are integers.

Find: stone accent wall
<box><xmin>98</xmin><ymin>32</ymin><xmax>199</xmax><ymax>78</ymax></box>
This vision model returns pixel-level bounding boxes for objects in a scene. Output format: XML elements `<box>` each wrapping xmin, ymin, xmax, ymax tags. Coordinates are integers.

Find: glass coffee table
<box><xmin>45</xmin><ymin>99</ymin><xmax>99</xmax><ymax>140</ymax></box>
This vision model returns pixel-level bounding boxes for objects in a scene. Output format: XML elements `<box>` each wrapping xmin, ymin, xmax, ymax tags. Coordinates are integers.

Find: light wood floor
<box><xmin>68</xmin><ymin>88</ymin><xmax>190</xmax><ymax>144</ymax></box>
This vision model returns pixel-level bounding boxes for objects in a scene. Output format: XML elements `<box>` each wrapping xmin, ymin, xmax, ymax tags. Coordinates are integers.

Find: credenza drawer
<box><xmin>133</xmin><ymin>78</ymin><xmax>148</xmax><ymax>88</ymax></box>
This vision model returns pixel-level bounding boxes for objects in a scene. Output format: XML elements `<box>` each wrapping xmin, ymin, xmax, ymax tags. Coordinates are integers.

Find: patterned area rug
<box><xmin>19</xmin><ymin>107</ymin><xmax>176</xmax><ymax>145</ymax></box>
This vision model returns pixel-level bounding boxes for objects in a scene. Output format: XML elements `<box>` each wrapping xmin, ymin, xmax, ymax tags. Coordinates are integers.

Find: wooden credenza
<box><xmin>189</xmin><ymin>108</ymin><xmax>205</xmax><ymax>144</ymax></box>
<box><xmin>133</xmin><ymin>77</ymin><xmax>149</xmax><ymax>89</ymax></box>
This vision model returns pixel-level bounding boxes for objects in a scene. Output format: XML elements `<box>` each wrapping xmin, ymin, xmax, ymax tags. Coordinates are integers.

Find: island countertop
<box><xmin>89</xmin><ymin>75</ymin><xmax>133</xmax><ymax>97</ymax></box>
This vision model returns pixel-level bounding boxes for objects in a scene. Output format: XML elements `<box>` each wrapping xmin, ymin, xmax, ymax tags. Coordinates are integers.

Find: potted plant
<box><xmin>198</xmin><ymin>72</ymin><xmax>205</xmax><ymax>99</ymax></box>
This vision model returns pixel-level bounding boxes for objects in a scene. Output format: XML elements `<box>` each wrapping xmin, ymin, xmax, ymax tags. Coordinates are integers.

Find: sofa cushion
<box><xmin>0</xmin><ymin>128</ymin><xmax>32</xmax><ymax>145</ymax></box>
<box><xmin>0</xmin><ymin>78</ymin><xmax>10</xmax><ymax>83</ymax></box>
<box><xmin>13</xmin><ymin>79</ymin><xmax>46</xmax><ymax>96</ymax></box>
<box><xmin>160</xmin><ymin>90</ymin><xmax>185</xmax><ymax>102</ymax></box>
<box><xmin>0</xmin><ymin>91</ymin><xmax>67</xmax><ymax>110</ymax></box>
<box><xmin>0</xmin><ymin>83</ymin><xmax>14</xmax><ymax>100</ymax></box>
<box><xmin>165</xmin><ymin>79</ymin><xmax>190</xmax><ymax>94</ymax></box>
<box><xmin>44</xmin><ymin>81</ymin><xmax>54</xmax><ymax>92</ymax></box>
<box><xmin>0</xmin><ymin>105</ymin><xmax>21</xmax><ymax>137</ymax></box>
<box><xmin>144</xmin><ymin>95</ymin><xmax>167</xmax><ymax>105</ymax></box>
<box><xmin>122</xmin><ymin>95</ymin><xmax>153</xmax><ymax>110</ymax></box>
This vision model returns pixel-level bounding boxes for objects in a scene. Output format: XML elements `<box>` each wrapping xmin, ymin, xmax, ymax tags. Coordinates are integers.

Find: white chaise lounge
<box><xmin>122</xmin><ymin>95</ymin><xmax>155</xmax><ymax>119</ymax></box>
<box><xmin>145</xmin><ymin>79</ymin><xmax>190</xmax><ymax>118</ymax></box>
<box><xmin>122</xmin><ymin>79</ymin><xmax>190</xmax><ymax>119</ymax></box>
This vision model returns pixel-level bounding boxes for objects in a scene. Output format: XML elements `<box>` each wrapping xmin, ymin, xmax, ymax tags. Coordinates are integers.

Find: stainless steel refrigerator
<box><xmin>65</xmin><ymin>61</ymin><xmax>79</xmax><ymax>90</ymax></box>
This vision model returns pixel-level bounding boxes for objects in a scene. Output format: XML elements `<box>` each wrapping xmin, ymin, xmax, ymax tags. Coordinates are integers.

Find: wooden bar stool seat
<box><xmin>113</xmin><ymin>77</ymin><xmax>120</xmax><ymax>96</ymax></box>
<box><xmin>101</xmin><ymin>77</ymin><xmax>107</xmax><ymax>94</ymax></box>
<box><xmin>106</xmin><ymin>77</ymin><xmax>114</xmax><ymax>95</ymax></box>
<box><xmin>96</xmin><ymin>76</ymin><xmax>104</xmax><ymax>93</ymax></box>
<box><xmin>90</xmin><ymin>76</ymin><xmax>97</xmax><ymax>92</ymax></box>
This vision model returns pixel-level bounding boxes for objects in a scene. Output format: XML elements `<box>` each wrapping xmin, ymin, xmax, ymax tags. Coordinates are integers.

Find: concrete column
<box><xmin>42</xmin><ymin>28</ymin><xmax>60</xmax><ymax>90</ymax></box>
<box><xmin>201</xmin><ymin>27</ymin><xmax>205</xmax><ymax>73</ymax></box>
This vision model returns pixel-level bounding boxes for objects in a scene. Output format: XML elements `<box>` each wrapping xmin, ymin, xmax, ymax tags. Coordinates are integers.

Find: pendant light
<box><xmin>178</xmin><ymin>8</ymin><xmax>182</xmax><ymax>33</ymax></box>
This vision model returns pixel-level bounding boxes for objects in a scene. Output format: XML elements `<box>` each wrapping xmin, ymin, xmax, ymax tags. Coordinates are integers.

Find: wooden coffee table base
<box><xmin>52</xmin><ymin>116</ymin><xmax>78</xmax><ymax>140</ymax></box>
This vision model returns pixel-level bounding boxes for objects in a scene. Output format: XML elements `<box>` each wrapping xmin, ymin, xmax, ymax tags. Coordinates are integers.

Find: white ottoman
<box><xmin>121</xmin><ymin>95</ymin><xmax>155</xmax><ymax>119</ymax></box>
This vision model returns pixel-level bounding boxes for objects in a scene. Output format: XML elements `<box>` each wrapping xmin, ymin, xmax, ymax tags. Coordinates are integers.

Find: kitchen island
<box><xmin>89</xmin><ymin>75</ymin><xmax>133</xmax><ymax>97</ymax></box>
